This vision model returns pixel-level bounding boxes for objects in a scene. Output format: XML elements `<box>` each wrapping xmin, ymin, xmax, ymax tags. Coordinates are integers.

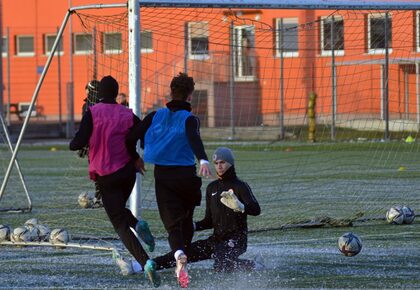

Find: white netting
<box><xmin>1</xmin><ymin>5</ymin><xmax>420</xmax><ymax>246</ymax></box>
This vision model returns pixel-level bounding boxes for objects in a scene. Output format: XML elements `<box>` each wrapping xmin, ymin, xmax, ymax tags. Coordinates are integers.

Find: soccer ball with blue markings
<box><xmin>386</xmin><ymin>206</ymin><xmax>404</xmax><ymax>225</ymax></box>
<box><xmin>0</xmin><ymin>224</ymin><xmax>12</xmax><ymax>242</ymax></box>
<box><xmin>49</xmin><ymin>228</ymin><xmax>70</xmax><ymax>245</ymax></box>
<box><xmin>401</xmin><ymin>206</ymin><xmax>415</xmax><ymax>224</ymax></box>
<box><xmin>338</xmin><ymin>232</ymin><xmax>362</xmax><ymax>257</ymax></box>
<box><xmin>11</xmin><ymin>226</ymin><xmax>32</xmax><ymax>242</ymax></box>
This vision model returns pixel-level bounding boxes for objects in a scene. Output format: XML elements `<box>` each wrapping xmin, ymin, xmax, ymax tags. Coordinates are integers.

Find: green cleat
<box><xmin>144</xmin><ymin>259</ymin><xmax>161</xmax><ymax>288</ymax></box>
<box><xmin>135</xmin><ymin>220</ymin><xmax>155</xmax><ymax>252</ymax></box>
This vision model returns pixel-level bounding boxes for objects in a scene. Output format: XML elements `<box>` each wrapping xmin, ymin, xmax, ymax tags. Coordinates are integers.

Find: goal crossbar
<box><xmin>137</xmin><ymin>0</ymin><xmax>420</xmax><ymax>10</ymax></box>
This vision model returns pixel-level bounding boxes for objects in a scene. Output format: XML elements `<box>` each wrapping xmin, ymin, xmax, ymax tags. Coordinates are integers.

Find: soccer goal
<box><xmin>1</xmin><ymin>1</ymin><xmax>420</xmax><ymax>283</ymax></box>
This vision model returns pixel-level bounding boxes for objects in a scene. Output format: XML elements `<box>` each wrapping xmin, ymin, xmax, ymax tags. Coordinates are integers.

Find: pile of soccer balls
<box><xmin>0</xmin><ymin>218</ymin><xmax>70</xmax><ymax>245</ymax></box>
<box><xmin>338</xmin><ymin>205</ymin><xmax>415</xmax><ymax>257</ymax></box>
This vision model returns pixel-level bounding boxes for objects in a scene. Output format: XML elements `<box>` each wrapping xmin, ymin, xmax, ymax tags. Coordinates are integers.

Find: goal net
<box><xmin>69</xmin><ymin>5</ymin><xmax>420</xmax><ymax>230</ymax></box>
<box><xmin>1</xmin><ymin>1</ymin><xmax>420</xmax><ymax>276</ymax></box>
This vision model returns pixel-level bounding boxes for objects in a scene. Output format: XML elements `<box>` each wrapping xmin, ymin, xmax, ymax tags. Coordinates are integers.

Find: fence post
<box><xmin>279</xmin><ymin>19</ymin><xmax>285</xmax><ymax>140</ymax></box>
<box><xmin>229</xmin><ymin>20</ymin><xmax>235</xmax><ymax>140</ymax></box>
<box><xmin>331</xmin><ymin>16</ymin><xmax>337</xmax><ymax>140</ymax></box>
<box><xmin>383</xmin><ymin>12</ymin><xmax>390</xmax><ymax>140</ymax></box>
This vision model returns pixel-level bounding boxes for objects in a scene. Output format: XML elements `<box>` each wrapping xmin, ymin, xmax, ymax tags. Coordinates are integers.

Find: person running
<box><xmin>126</xmin><ymin>72</ymin><xmax>212</xmax><ymax>288</ymax></box>
<box><xmin>69</xmin><ymin>75</ymin><xmax>160</xmax><ymax>288</ymax></box>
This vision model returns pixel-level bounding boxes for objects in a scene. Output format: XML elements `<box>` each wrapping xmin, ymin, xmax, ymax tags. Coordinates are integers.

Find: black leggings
<box><xmin>154</xmin><ymin>235</ymin><xmax>254</xmax><ymax>272</ymax></box>
<box><xmin>154</xmin><ymin>176</ymin><xmax>201</xmax><ymax>254</ymax></box>
<box><xmin>96</xmin><ymin>162</ymin><xmax>149</xmax><ymax>266</ymax></box>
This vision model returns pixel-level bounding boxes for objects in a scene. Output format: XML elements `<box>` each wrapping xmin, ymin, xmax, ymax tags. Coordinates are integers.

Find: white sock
<box><xmin>132</xmin><ymin>260</ymin><xmax>142</xmax><ymax>273</ymax></box>
<box><xmin>174</xmin><ymin>249</ymin><xmax>185</xmax><ymax>260</ymax></box>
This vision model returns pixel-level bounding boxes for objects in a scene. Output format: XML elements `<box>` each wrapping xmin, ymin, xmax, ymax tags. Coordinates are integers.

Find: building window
<box><xmin>103</xmin><ymin>32</ymin><xmax>122</xmax><ymax>54</ymax></box>
<box><xmin>276</xmin><ymin>18</ymin><xmax>299</xmax><ymax>57</ymax></box>
<box><xmin>234</xmin><ymin>25</ymin><xmax>256</xmax><ymax>81</ymax></box>
<box><xmin>140</xmin><ymin>30</ymin><xmax>153</xmax><ymax>53</ymax></box>
<box><xmin>188</xmin><ymin>22</ymin><xmax>209</xmax><ymax>59</ymax></box>
<box><xmin>16</xmin><ymin>35</ymin><xmax>35</xmax><ymax>56</ymax></box>
<box><xmin>2</xmin><ymin>36</ymin><xmax>7</xmax><ymax>57</ymax></box>
<box><xmin>320</xmin><ymin>16</ymin><xmax>344</xmax><ymax>56</ymax></box>
<box><xmin>74</xmin><ymin>33</ymin><xmax>92</xmax><ymax>55</ymax></box>
<box><xmin>368</xmin><ymin>13</ymin><xmax>392</xmax><ymax>54</ymax></box>
<box><xmin>45</xmin><ymin>34</ymin><xmax>64</xmax><ymax>56</ymax></box>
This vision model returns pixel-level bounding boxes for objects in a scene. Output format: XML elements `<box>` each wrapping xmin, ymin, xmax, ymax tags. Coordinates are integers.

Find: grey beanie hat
<box><xmin>212</xmin><ymin>147</ymin><xmax>235</xmax><ymax>165</ymax></box>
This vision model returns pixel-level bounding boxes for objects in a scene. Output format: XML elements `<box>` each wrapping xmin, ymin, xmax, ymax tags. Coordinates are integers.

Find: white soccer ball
<box><xmin>386</xmin><ymin>206</ymin><xmax>404</xmax><ymax>225</ymax></box>
<box><xmin>24</xmin><ymin>218</ymin><xmax>39</xmax><ymax>229</ymax></box>
<box><xmin>49</xmin><ymin>228</ymin><xmax>70</xmax><ymax>244</ymax></box>
<box><xmin>36</xmin><ymin>224</ymin><xmax>51</xmax><ymax>241</ymax></box>
<box><xmin>11</xmin><ymin>226</ymin><xmax>32</xmax><ymax>242</ymax></box>
<box><xmin>78</xmin><ymin>192</ymin><xmax>95</xmax><ymax>208</ymax></box>
<box><xmin>338</xmin><ymin>232</ymin><xmax>362</xmax><ymax>257</ymax></box>
<box><xmin>401</xmin><ymin>206</ymin><xmax>415</xmax><ymax>224</ymax></box>
<box><xmin>0</xmin><ymin>224</ymin><xmax>12</xmax><ymax>242</ymax></box>
<box><xmin>26</xmin><ymin>226</ymin><xmax>40</xmax><ymax>242</ymax></box>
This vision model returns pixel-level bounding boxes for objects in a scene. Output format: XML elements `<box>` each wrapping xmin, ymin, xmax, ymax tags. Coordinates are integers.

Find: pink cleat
<box><xmin>175</xmin><ymin>253</ymin><xmax>189</xmax><ymax>288</ymax></box>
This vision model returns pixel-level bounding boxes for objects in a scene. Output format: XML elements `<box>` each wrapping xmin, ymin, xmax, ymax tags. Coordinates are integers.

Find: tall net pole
<box><xmin>128</xmin><ymin>0</ymin><xmax>142</xmax><ymax>218</ymax></box>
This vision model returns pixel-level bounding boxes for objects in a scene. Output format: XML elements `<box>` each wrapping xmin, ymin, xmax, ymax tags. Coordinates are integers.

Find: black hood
<box><xmin>99</xmin><ymin>75</ymin><xmax>119</xmax><ymax>101</ymax></box>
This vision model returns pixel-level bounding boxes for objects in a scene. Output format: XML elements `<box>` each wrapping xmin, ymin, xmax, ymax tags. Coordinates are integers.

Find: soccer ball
<box><xmin>24</xmin><ymin>218</ymin><xmax>39</xmax><ymax>229</ymax></box>
<box><xmin>36</xmin><ymin>224</ymin><xmax>51</xmax><ymax>241</ymax></box>
<box><xmin>401</xmin><ymin>206</ymin><xmax>415</xmax><ymax>224</ymax></box>
<box><xmin>11</xmin><ymin>226</ymin><xmax>32</xmax><ymax>242</ymax></box>
<box><xmin>49</xmin><ymin>228</ymin><xmax>70</xmax><ymax>244</ymax></box>
<box><xmin>26</xmin><ymin>226</ymin><xmax>40</xmax><ymax>241</ymax></box>
<box><xmin>338</xmin><ymin>232</ymin><xmax>362</xmax><ymax>257</ymax></box>
<box><xmin>0</xmin><ymin>224</ymin><xmax>12</xmax><ymax>242</ymax></box>
<box><xmin>78</xmin><ymin>192</ymin><xmax>95</xmax><ymax>208</ymax></box>
<box><xmin>386</xmin><ymin>206</ymin><xmax>404</xmax><ymax>225</ymax></box>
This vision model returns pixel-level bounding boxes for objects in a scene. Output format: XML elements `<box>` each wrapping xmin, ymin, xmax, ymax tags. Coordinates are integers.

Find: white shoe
<box><xmin>175</xmin><ymin>254</ymin><xmax>189</xmax><ymax>288</ymax></box>
<box><xmin>116</xmin><ymin>257</ymin><xmax>134</xmax><ymax>276</ymax></box>
<box><xmin>112</xmin><ymin>249</ymin><xmax>134</xmax><ymax>276</ymax></box>
<box><xmin>253</xmin><ymin>254</ymin><xmax>265</xmax><ymax>271</ymax></box>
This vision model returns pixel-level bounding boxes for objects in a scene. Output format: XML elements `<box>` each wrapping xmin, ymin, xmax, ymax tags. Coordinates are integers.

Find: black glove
<box><xmin>77</xmin><ymin>146</ymin><xmax>89</xmax><ymax>158</ymax></box>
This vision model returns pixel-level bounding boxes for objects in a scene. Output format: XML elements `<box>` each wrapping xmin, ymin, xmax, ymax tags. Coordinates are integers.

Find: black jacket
<box><xmin>195</xmin><ymin>166</ymin><xmax>260</xmax><ymax>240</ymax></box>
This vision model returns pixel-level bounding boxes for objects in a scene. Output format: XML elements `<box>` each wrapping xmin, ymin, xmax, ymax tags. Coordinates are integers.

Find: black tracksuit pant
<box><xmin>96</xmin><ymin>161</ymin><xmax>149</xmax><ymax>266</ymax></box>
<box><xmin>154</xmin><ymin>234</ymin><xmax>254</xmax><ymax>272</ymax></box>
<box><xmin>154</xmin><ymin>171</ymin><xmax>202</xmax><ymax>255</ymax></box>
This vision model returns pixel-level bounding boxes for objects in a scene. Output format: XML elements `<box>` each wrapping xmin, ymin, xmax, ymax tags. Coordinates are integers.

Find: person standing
<box><xmin>82</xmin><ymin>80</ymin><xmax>101</xmax><ymax>114</ymax></box>
<box><xmin>126</xmin><ymin>72</ymin><xmax>212</xmax><ymax>288</ymax></box>
<box><xmin>116</xmin><ymin>92</ymin><xmax>129</xmax><ymax>107</ymax></box>
<box><xmin>77</xmin><ymin>80</ymin><xmax>102</xmax><ymax>206</ymax></box>
<box><xmin>70</xmin><ymin>75</ymin><xmax>160</xmax><ymax>288</ymax></box>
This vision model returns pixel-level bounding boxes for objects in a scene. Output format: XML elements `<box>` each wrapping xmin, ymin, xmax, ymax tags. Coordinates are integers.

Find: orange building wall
<box><xmin>2</xmin><ymin>1</ymin><xmax>419</xmax><ymax>125</ymax></box>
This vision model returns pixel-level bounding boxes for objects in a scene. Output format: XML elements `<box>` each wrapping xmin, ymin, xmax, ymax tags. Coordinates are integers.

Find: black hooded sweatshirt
<box><xmin>195</xmin><ymin>166</ymin><xmax>261</xmax><ymax>240</ymax></box>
